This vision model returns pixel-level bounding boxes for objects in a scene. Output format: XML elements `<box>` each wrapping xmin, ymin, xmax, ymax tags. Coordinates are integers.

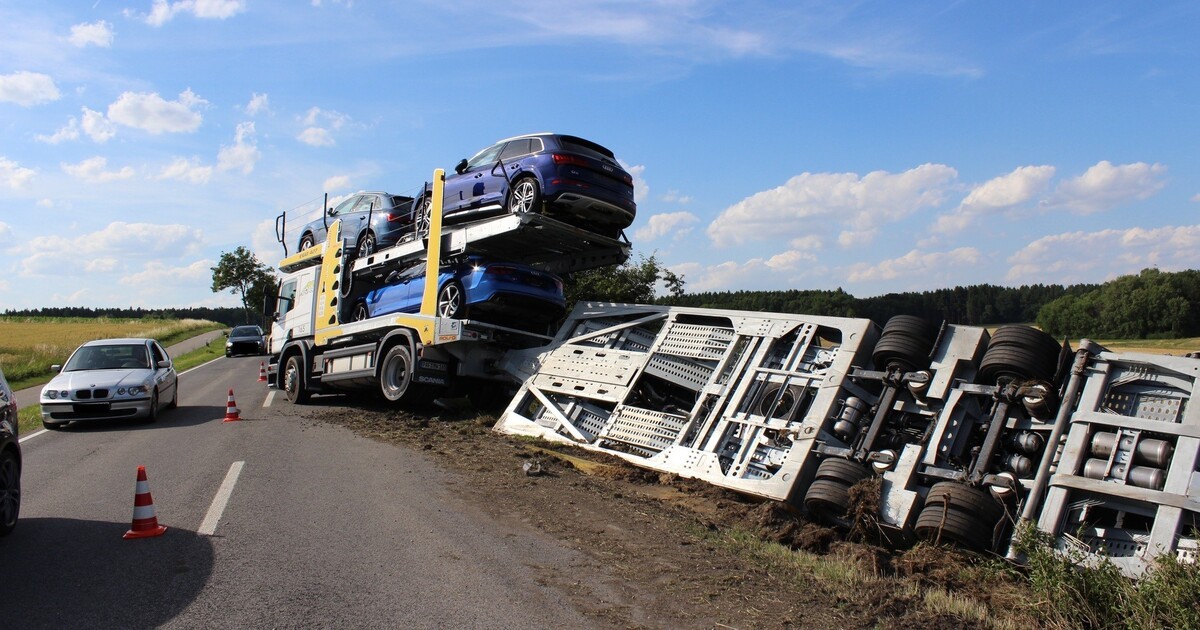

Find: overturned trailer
<box><xmin>495</xmin><ymin>303</ymin><xmax>1200</xmax><ymax>577</ymax></box>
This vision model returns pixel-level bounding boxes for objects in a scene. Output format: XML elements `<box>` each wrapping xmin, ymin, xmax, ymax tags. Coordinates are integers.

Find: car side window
<box><xmin>151</xmin><ymin>343</ymin><xmax>167</xmax><ymax>366</ymax></box>
<box><xmin>331</xmin><ymin>196</ymin><xmax>358</xmax><ymax>216</ymax></box>
<box><xmin>500</xmin><ymin>139</ymin><xmax>533</xmax><ymax>160</ymax></box>
<box><xmin>360</xmin><ymin>195</ymin><xmax>383</xmax><ymax>213</ymax></box>
<box><xmin>465</xmin><ymin>143</ymin><xmax>504</xmax><ymax>171</ymax></box>
<box><xmin>279</xmin><ymin>279</ymin><xmax>298</xmax><ymax>316</ymax></box>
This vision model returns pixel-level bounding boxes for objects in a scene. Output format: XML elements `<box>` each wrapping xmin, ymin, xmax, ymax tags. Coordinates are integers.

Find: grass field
<box><xmin>0</xmin><ymin>317</ymin><xmax>224</xmax><ymax>389</ymax></box>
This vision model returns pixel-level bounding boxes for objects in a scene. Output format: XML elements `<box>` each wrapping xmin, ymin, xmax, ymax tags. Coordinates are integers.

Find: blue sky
<box><xmin>1</xmin><ymin>1</ymin><xmax>1198</xmax><ymax>310</ymax></box>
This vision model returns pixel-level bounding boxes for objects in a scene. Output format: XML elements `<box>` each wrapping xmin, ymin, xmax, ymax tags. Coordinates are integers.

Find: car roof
<box><xmin>82</xmin><ymin>338</ymin><xmax>153</xmax><ymax>346</ymax></box>
<box><xmin>491</xmin><ymin>132</ymin><xmax>554</xmax><ymax>145</ymax></box>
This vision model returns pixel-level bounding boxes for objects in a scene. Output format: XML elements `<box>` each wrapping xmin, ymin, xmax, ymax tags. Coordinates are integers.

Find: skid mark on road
<box><xmin>199</xmin><ymin>461</ymin><xmax>245</xmax><ymax>536</ymax></box>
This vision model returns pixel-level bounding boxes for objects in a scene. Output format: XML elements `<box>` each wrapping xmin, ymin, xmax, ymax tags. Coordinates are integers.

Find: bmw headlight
<box><xmin>126</xmin><ymin>386</ymin><xmax>145</xmax><ymax>396</ymax></box>
<box><xmin>226</xmin><ymin>341</ymin><xmax>234</xmax><ymax>347</ymax></box>
<box><xmin>46</xmin><ymin>390</ymin><xmax>58</xmax><ymax>399</ymax></box>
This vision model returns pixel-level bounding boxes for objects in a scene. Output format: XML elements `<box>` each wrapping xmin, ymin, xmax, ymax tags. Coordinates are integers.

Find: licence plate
<box><xmin>74</xmin><ymin>402</ymin><xmax>111</xmax><ymax>412</ymax></box>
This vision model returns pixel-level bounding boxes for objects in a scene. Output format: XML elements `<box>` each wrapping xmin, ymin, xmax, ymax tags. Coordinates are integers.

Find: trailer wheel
<box><xmin>872</xmin><ymin>315</ymin><xmax>936</xmax><ymax>372</ymax></box>
<box><xmin>914</xmin><ymin>482</ymin><xmax>1004</xmax><ymax>551</ymax></box>
<box><xmin>804</xmin><ymin>458</ymin><xmax>872</xmax><ymax>529</ymax></box>
<box><xmin>978</xmin><ymin>326</ymin><xmax>1060</xmax><ymax>384</ymax></box>
<box><xmin>283</xmin><ymin>354</ymin><xmax>310</xmax><ymax>404</ymax></box>
<box><xmin>507</xmin><ymin>177</ymin><xmax>541</xmax><ymax>215</ymax></box>
<box><xmin>437</xmin><ymin>282</ymin><xmax>465</xmax><ymax>319</ymax></box>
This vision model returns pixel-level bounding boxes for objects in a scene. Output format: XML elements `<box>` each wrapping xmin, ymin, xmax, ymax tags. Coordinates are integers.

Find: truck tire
<box><xmin>380</xmin><ymin>344</ymin><xmax>417</xmax><ymax>403</ymax></box>
<box><xmin>872</xmin><ymin>315</ymin><xmax>936</xmax><ymax>372</ymax></box>
<box><xmin>283</xmin><ymin>354</ymin><xmax>310</xmax><ymax>404</ymax></box>
<box><xmin>803</xmin><ymin>457</ymin><xmax>872</xmax><ymax>529</ymax></box>
<box><xmin>978</xmin><ymin>326</ymin><xmax>1060</xmax><ymax>384</ymax></box>
<box><xmin>914</xmin><ymin>482</ymin><xmax>1004</xmax><ymax>551</ymax></box>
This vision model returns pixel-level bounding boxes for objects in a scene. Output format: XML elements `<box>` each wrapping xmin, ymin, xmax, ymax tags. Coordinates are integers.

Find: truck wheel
<box><xmin>978</xmin><ymin>326</ymin><xmax>1060</xmax><ymax>384</ymax></box>
<box><xmin>914</xmin><ymin>482</ymin><xmax>1004</xmax><ymax>551</ymax></box>
<box><xmin>284</xmin><ymin>354</ymin><xmax>310</xmax><ymax>404</ymax></box>
<box><xmin>872</xmin><ymin>315</ymin><xmax>936</xmax><ymax>372</ymax></box>
<box><xmin>507</xmin><ymin>177</ymin><xmax>541</xmax><ymax>215</ymax></box>
<box><xmin>803</xmin><ymin>458</ymin><xmax>872</xmax><ymax>529</ymax></box>
<box><xmin>379</xmin><ymin>344</ymin><xmax>416</xmax><ymax>402</ymax></box>
<box><xmin>438</xmin><ymin>282</ymin><xmax>465</xmax><ymax>319</ymax></box>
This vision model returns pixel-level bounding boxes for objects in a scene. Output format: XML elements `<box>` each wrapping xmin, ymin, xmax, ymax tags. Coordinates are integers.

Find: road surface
<box><xmin>3</xmin><ymin>355</ymin><xmax>604</xmax><ymax>628</ymax></box>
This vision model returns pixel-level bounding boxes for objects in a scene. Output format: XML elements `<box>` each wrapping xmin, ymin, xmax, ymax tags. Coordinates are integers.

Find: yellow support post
<box><xmin>419</xmin><ymin>168</ymin><xmax>446</xmax><ymax>318</ymax></box>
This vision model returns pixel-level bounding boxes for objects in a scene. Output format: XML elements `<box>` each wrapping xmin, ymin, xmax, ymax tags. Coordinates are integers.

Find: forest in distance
<box><xmin>5</xmin><ymin>267</ymin><xmax>1200</xmax><ymax>340</ymax></box>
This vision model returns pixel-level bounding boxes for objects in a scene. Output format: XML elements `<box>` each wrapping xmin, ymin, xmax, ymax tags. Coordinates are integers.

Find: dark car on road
<box><xmin>297</xmin><ymin>191</ymin><xmax>416</xmax><ymax>256</ymax></box>
<box><xmin>414</xmin><ymin>133</ymin><xmax>637</xmax><ymax>238</ymax></box>
<box><xmin>0</xmin><ymin>367</ymin><xmax>19</xmax><ymax>536</ymax></box>
<box><xmin>226</xmin><ymin>325</ymin><xmax>267</xmax><ymax>357</ymax></box>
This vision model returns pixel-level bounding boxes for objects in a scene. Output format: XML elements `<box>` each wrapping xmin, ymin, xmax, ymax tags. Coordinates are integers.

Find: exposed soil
<box><xmin>303</xmin><ymin>399</ymin><xmax>1040</xmax><ymax>629</ymax></box>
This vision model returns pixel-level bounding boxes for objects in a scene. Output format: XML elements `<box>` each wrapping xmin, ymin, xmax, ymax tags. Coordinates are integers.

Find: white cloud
<box><xmin>1006</xmin><ymin>225</ymin><xmax>1200</xmax><ymax>285</ymax></box>
<box><xmin>61</xmin><ymin>157</ymin><xmax>135</xmax><ymax>183</ymax></box>
<box><xmin>298</xmin><ymin>127</ymin><xmax>334</xmax><ymax>147</ymax></box>
<box><xmin>297</xmin><ymin>107</ymin><xmax>348</xmax><ymax>146</ymax></box>
<box><xmin>934</xmin><ymin>165</ymin><xmax>1056</xmax><ymax>234</ymax></box>
<box><xmin>0</xmin><ymin>71</ymin><xmax>61</xmax><ymax>106</ymax></box>
<box><xmin>634</xmin><ymin>211</ymin><xmax>699</xmax><ymax>241</ymax></box>
<box><xmin>81</xmin><ymin>107</ymin><xmax>117</xmax><ymax>142</ymax></box>
<box><xmin>69</xmin><ymin>20</ymin><xmax>114</xmax><ymax>47</ymax></box>
<box><xmin>623</xmin><ymin>162</ymin><xmax>648</xmax><ymax>204</ymax></box>
<box><xmin>845</xmin><ymin>247</ymin><xmax>983</xmax><ymax>283</ymax></box>
<box><xmin>706</xmin><ymin>164</ymin><xmax>957</xmax><ymax>247</ymax></box>
<box><xmin>1044</xmin><ymin>161</ymin><xmax>1167</xmax><ymax>214</ymax></box>
<box><xmin>19</xmin><ymin>222</ymin><xmax>203</xmax><ymax>276</ymax></box>
<box><xmin>245</xmin><ymin>92</ymin><xmax>270</xmax><ymax>115</ymax></box>
<box><xmin>37</xmin><ymin>199</ymin><xmax>54</xmax><ymax>209</ymax></box>
<box><xmin>145</xmin><ymin>0</ymin><xmax>246</xmax><ymax>26</ymax></box>
<box><xmin>323</xmin><ymin>175</ymin><xmax>351</xmax><ymax>192</ymax></box>
<box><xmin>0</xmin><ymin>157</ymin><xmax>36</xmax><ymax>189</ymax></box>
<box><xmin>158</xmin><ymin>157</ymin><xmax>213</xmax><ymax>184</ymax></box>
<box><xmin>661</xmin><ymin>189</ymin><xmax>693</xmax><ymax>204</ymax></box>
<box><xmin>36</xmin><ymin>117</ymin><xmax>81</xmax><ymax>144</ymax></box>
<box><xmin>121</xmin><ymin>259</ymin><xmax>213</xmax><ymax>285</ymax></box>
<box><xmin>217</xmin><ymin>121</ymin><xmax>261</xmax><ymax>174</ymax></box>
<box><xmin>107</xmin><ymin>89</ymin><xmax>206</xmax><ymax>134</ymax></box>
<box><xmin>763</xmin><ymin>250</ymin><xmax>818</xmax><ymax>271</ymax></box>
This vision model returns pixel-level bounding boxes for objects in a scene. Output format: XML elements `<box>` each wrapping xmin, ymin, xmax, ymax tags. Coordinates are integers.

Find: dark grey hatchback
<box><xmin>0</xmin><ymin>367</ymin><xmax>20</xmax><ymax>537</ymax></box>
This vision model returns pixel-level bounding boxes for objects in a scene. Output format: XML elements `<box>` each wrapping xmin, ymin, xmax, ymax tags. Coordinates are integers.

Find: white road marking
<box><xmin>264</xmin><ymin>390</ymin><xmax>276</xmax><ymax>408</ymax></box>
<box><xmin>198</xmin><ymin>461</ymin><xmax>245</xmax><ymax>536</ymax></box>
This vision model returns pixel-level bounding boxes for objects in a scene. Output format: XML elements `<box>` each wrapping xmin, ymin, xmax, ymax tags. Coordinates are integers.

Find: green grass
<box><xmin>13</xmin><ymin>331</ymin><xmax>229</xmax><ymax>437</ymax></box>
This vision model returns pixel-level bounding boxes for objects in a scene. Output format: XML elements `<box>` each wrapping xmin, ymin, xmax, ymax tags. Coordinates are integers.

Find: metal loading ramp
<box><xmin>495</xmin><ymin>303</ymin><xmax>880</xmax><ymax>501</ymax></box>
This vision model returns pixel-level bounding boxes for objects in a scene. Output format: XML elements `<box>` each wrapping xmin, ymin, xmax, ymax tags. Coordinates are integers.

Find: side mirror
<box><xmin>51</xmin><ymin>364</ymin><xmax>62</xmax><ymax>373</ymax></box>
<box><xmin>224</xmin><ymin>331</ymin><xmax>230</xmax><ymax>337</ymax></box>
<box><xmin>327</xmin><ymin>207</ymin><xmax>336</xmax><ymax>216</ymax></box>
<box><xmin>157</xmin><ymin>360</ymin><xmax>172</xmax><ymax>369</ymax></box>
<box><xmin>455</xmin><ymin>159</ymin><xmax>468</xmax><ymax>174</ymax></box>
<box><xmin>273</xmin><ymin>311</ymin><xmax>281</xmax><ymax>321</ymax></box>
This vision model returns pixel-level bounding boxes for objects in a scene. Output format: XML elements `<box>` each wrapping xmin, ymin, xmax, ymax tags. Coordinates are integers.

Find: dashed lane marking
<box><xmin>198</xmin><ymin>460</ymin><xmax>245</xmax><ymax>536</ymax></box>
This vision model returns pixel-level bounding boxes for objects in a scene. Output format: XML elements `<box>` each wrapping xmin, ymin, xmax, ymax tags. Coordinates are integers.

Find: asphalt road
<box><xmin>2</xmin><ymin>355</ymin><xmax>599</xmax><ymax>628</ymax></box>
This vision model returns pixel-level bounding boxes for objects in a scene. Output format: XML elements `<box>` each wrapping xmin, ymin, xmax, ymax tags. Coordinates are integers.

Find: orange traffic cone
<box><xmin>223</xmin><ymin>388</ymin><xmax>241</xmax><ymax>422</ymax></box>
<box><xmin>257</xmin><ymin>362</ymin><xmax>267</xmax><ymax>382</ymax></box>
<box><xmin>124</xmin><ymin>465</ymin><xmax>167</xmax><ymax>539</ymax></box>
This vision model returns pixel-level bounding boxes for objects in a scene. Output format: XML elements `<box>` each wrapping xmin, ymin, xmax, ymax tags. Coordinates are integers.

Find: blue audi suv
<box><xmin>415</xmin><ymin>134</ymin><xmax>636</xmax><ymax>238</ymax></box>
<box><xmin>296</xmin><ymin>191</ymin><xmax>417</xmax><ymax>256</ymax></box>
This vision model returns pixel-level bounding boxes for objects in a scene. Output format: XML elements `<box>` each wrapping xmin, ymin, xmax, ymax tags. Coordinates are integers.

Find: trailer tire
<box><xmin>804</xmin><ymin>458</ymin><xmax>872</xmax><ymax>529</ymax></box>
<box><xmin>507</xmin><ymin>177</ymin><xmax>541</xmax><ymax>215</ymax></box>
<box><xmin>872</xmin><ymin>315</ymin><xmax>936</xmax><ymax>372</ymax></box>
<box><xmin>914</xmin><ymin>482</ymin><xmax>1004</xmax><ymax>551</ymax></box>
<box><xmin>283</xmin><ymin>354</ymin><xmax>310</xmax><ymax>404</ymax></box>
<box><xmin>979</xmin><ymin>326</ymin><xmax>1060</xmax><ymax>384</ymax></box>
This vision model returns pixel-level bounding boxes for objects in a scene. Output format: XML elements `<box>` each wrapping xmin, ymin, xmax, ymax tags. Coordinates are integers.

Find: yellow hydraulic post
<box><xmin>418</xmin><ymin>168</ymin><xmax>445</xmax><ymax>317</ymax></box>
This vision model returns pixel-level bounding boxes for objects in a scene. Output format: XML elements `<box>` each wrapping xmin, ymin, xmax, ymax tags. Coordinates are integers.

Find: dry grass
<box><xmin>0</xmin><ymin>317</ymin><xmax>220</xmax><ymax>385</ymax></box>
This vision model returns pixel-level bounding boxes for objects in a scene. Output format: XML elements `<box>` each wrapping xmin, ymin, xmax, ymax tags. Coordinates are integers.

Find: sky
<box><xmin>1</xmin><ymin>1</ymin><xmax>1199</xmax><ymax>310</ymax></box>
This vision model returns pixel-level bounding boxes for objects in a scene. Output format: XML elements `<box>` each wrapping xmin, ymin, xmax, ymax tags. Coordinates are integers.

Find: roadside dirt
<box><xmin>304</xmin><ymin>399</ymin><xmax>1040</xmax><ymax>629</ymax></box>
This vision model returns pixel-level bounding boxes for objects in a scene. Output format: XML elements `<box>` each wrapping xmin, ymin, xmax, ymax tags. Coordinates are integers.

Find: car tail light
<box><xmin>485</xmin><ymin>265</ymin><xmax>519</xmax><ymax>277</ymax></box>
<box><xmin>551</xmin><ymin>153</ymin><xmax>589</xmax><ymax>167</ymax></box>
<box><xmin>386</xmin><ymin>213</ymin><xmax>405</xmax><ymax>222</ymax></box>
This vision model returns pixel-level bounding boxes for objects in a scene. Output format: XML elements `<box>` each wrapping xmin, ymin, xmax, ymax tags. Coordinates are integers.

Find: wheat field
<box><xmin>0</xmin><ymin>317</ymin><xmax>221</xmax><ymax>385</ymax></box>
